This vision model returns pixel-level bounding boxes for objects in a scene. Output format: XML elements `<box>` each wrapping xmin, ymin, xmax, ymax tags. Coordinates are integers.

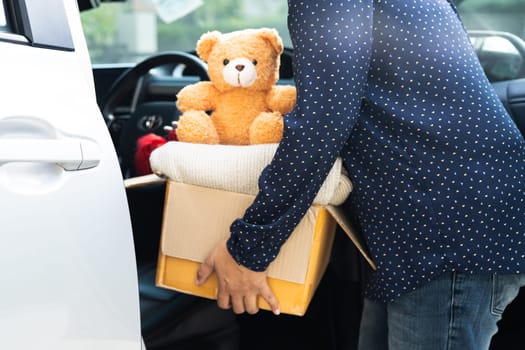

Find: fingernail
<box><xmin>274</xmin><ymin>308</ymin><xmax>280</xmax><ymax>316</ymax></box>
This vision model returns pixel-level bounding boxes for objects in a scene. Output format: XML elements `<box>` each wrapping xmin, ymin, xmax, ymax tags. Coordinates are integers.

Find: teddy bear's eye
<box><xmin>252</xmin><ymin>59</ymin><xmax>258</xmax><ymax>65</ymax></box>
<box><xmin>223</xmin><ymin>59</ymin><xmax>230</xmax><ymax>65</ymax></box>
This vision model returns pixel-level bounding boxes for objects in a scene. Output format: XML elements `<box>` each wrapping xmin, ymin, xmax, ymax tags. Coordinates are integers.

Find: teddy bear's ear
<box><xmin>196</xmin><ymin>31</ymin><xmax>222</xmax><ymax>62</ymax></box>
<box><xmin>256</xmin><ymin>28</ymin><xmax>284</xmax><ymax>55</ymax></box>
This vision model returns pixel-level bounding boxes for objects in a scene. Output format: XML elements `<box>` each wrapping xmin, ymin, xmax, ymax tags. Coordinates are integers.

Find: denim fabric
<box><xmin>358</xmin><ymin>272</ymin><xmax>525</xmax><ymax>350</ymax></box>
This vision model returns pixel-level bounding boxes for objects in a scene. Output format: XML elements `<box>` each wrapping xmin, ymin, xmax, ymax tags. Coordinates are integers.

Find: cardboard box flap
<box><xmin>326</xmin><ymin>205</ymin><xmax>377</xmax><ymax>270</ymax></box>
<box><xmin>161</xmin><ymin>182</ymin><xmax>319</xmax><ymax>284</ymax></box>
<box><xmin>124</xmin><ymin>173</ymin><xmax>166</xmax><ymax>189</ymax></box>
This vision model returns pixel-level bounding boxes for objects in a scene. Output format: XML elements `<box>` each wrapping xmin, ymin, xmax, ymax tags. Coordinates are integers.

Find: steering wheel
<box><xmin>100</xmin><ymin>51</ymin><xmax>209</xmax><ymax>177</ymax></box>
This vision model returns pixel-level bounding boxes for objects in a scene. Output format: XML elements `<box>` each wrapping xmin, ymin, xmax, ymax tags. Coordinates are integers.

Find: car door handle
<box><xmin>0</xmin><ymin>139</ymin><xmax>100</xmax><ymax>170</ymax></box>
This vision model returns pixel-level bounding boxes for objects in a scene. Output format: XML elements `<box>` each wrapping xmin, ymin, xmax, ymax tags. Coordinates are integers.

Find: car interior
<box><xmin>77</xmin><ymin>0</ymin><xmax>525</xmax><ymax>349</ymax></box>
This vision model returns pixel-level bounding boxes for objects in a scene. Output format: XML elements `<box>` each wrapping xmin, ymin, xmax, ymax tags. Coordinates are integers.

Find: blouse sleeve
<box><xmin>227</xmin><ymin>0</ymin><xmax>374</xmax><ymax>271</ymax></box>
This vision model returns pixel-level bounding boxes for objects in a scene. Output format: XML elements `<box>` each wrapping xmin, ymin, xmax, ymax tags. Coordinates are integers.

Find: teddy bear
<box><xmin>175</xmin><ymin>28</ymin><xmax>296</xmax><ymax>145</ymax></box>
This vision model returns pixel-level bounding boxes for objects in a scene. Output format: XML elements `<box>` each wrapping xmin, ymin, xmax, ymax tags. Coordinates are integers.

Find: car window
<box><xmin>457</xmin><ymin>0</ymin><xmax>525</xmax><ymax>82</ymax></box>
<box><xmin>0</xmin><ymin>0</ymin><xmax>9</xmax><ymax>32</ymax></box>
<box><xmin>81</xmin><ymin>0</ymin><xmax>525</xmax><ymax>82</ymax></box>
<box><xmin>457</xmin><ymin>0</ymin><xmax>525</xmax><ymax>37</ymax></box>
<box><xmin>81</xmin><ymin>0</ymin><xmax>290</xmax><ymax>65</ymax></box>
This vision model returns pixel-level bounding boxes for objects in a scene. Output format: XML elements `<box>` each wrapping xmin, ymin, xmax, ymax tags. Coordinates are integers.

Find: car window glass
<box><xmin>0</xmin><ymin>0</ymin><xmax>9</xmax><ymax>32</ymax></box>
<box><xmin>469</xmin><ymin>33</ymin><xmax>524</xmax><ymax>81</ymax></box>
<box><xmin>457</xmin><ymin>0</ymin><xmax>525</xmax><ymax>36</ymax></box>
<box><xmin>81</xmin><ymin>0</ymin><xmax>290</xmax><ymax>65</ymax></box>
<box><xmin>81</xmin><ymin>0</ymin><xmax>525</xmax><ymax>73</ymax></box>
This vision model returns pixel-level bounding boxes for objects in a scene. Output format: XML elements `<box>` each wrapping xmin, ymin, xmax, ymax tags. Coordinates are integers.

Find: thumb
<box><xmin>195</xmin><ymin>260</ymin><xmax>214</xmax><ymax>286</ymax></box>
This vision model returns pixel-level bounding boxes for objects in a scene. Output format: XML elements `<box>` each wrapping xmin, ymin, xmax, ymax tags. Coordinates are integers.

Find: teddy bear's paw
<box><xmin>176</xmin><ymin>111</ymin><xmax>220</xmax><ymax>144</ymax></box>
<box><xmin>249</xmin><ymin>111</ymin><xmax>284</xmax><ymax>144</ymax></box>
<box><xmin>269</xmin><ymin>85</ymin><xmax>297</xmax><ymax>114</ymax></box>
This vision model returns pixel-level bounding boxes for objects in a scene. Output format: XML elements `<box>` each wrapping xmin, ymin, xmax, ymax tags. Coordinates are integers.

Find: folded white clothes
<box><xmin>149</xmin><ymin>141</ymin><xmax>352</xmax><ymax>205</ymax></box>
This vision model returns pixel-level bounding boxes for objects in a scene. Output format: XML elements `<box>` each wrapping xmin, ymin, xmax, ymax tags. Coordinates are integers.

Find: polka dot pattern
<box><xmin>227</xmin><ymin>0</ymin><xmax>525</xmax><ymax>302</ymax></box>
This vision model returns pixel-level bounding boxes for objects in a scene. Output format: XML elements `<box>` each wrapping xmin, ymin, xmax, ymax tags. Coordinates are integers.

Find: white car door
<box><xmin>0</xmin><ymin>1</ymin><xmax>141</xmax><ymax>349</ymax></box>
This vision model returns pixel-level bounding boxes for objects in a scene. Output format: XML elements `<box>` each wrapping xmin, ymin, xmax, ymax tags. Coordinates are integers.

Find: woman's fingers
<box><xmin>217</xmin><ymin>290</ymin><xmax>231</xmax><ymax>310</ymax></box>
<box><xmin>260</xmin><ymin>283</ymin><xmax>280</xmax><ymax>315</ymax></box>
<box><xmin>244</xmin><ymin>294</ymin><xmax>259</xmax><ymax>315</ymax></box>
<box><xmin>231</xmin><ymin>295</ymin><xmax>246</xmax><ymax>314</ymax></box>
<box><xmin>195</xmin><ymin>240</ymin><xmax>280</xmax><ymax>315</ymax></box>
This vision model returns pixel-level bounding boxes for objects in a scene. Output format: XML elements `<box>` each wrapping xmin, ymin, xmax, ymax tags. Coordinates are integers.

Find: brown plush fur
<box><xmin>175</xmin><ymin>28</ymin><xmax>296</xmax><ymax>145</ymax></box>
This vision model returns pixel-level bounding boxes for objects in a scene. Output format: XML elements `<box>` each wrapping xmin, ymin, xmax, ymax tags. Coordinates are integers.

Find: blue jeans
<box><xmin>358</xmin><ymin>272</ymin><xmax>525</xmax><ymax>350</ymax></box>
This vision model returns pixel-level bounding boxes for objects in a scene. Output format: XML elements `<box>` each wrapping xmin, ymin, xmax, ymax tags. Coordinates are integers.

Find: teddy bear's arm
<box><xmin>266</xmin><ymin>85</ymin><xmax>297</xmax><ymax>114</ymax></box>
<box><xmin>175</xmin><ymin>82</ymin><xmax>219</xmax><ymax>112</ymax></box>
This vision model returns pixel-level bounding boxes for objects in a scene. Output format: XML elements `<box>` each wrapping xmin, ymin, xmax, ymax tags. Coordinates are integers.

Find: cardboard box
<box><xmin>129</xmin><ymin>177</ymin><xmax>376</xmax><ymax>316</ymax></box>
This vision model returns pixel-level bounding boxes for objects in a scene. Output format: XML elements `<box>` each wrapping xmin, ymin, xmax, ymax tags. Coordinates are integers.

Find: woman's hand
<box><xmin>196</xmin><ymin>239</ymin><xmax>280</xmax><ymax>315</ymax></box>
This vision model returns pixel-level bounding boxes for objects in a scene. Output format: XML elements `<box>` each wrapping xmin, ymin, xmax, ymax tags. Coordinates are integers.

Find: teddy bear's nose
<box><xmin>235</xmin><ymin>65</ymin><xmax>245</xmax><ymax>72</ymax></box>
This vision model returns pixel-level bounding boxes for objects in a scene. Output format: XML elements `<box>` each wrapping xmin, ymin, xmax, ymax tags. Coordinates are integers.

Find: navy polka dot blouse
<box><xmin>227</xmin><ymin>0</ymin><xmax>525</xmax><ymax>302</ymax></box>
